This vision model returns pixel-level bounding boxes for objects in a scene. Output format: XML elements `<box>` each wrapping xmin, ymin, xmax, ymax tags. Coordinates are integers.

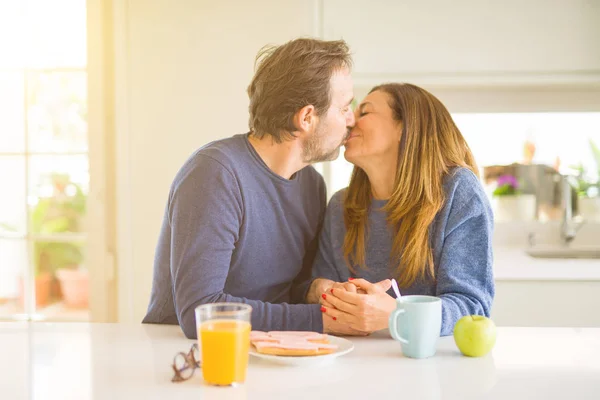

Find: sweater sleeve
<box><xmin>169</xmin><ymin>155</ymin><xmax>322</xmax><ymax>339</ymax></box>
<box><xmin>289</xmin><ymin>172</ymin><xmax>327</xmax><ymax>304</ymax></box>
<box><xmin>435</xmin><ymin>192</ymin><xmax>495</xmax><ymax>336</ymax></box>
<box><xmin>311</xmin><ymin>192</ymin><xmax>345</xmax><ymax>283</ymax></box>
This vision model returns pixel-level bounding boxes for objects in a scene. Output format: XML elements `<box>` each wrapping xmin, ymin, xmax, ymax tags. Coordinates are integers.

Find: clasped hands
<box><xmin>310</xmin><ymin>277</ymin><xmax>397</xmax><ymax>336</ymax></box>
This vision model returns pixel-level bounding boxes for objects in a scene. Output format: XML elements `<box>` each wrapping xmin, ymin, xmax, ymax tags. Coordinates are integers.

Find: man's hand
<box><xmin>306</xmin><ymin>278</ymin><xmax>335</xmax><ymax>304</ymax></box>
<box><xmin>320</xmin><ymin>278</ymin><xmax>390</xmax><ymax>306</ymax></box>
<box><xmin>319</xmin><ymin>281</ymin><xmax>359</xmax><ymax>309</ymax></box>
<box><xmin>320</xmin><ymin>278</ymin><xmax>396</xmax><ymax>333</ymax></box>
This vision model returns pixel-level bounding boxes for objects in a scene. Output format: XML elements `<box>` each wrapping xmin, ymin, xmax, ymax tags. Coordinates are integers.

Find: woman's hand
<box><xmin>317</xmin><ymin>281</ymin><xmax>369</xmax><ymax>336</ymax></box>
<box><xmin>322</xmin><ymin>312</ymin><xmax>369</xmax><ymax>336</ymax></box>
<box><xmin>320</xmin><ymin>278</ymin><xmax>396</xmax><ymax>333</ymax></box>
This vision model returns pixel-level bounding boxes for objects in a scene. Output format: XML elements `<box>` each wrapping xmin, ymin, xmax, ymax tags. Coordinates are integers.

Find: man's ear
<box><xmin>294</xmin><ymin>104</ymin><xmax>317</xmax><ymax>134</ymax></box>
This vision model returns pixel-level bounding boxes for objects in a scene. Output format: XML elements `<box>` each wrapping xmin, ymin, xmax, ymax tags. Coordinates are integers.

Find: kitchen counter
<box><xmin>493</xmin><ymin>246</ymin><xmax>600</xmax><ymax>281</ymax></box>
<box><xmin>1</xmin><ymin>322</ymin><xmax>599</xmax><ymax>399</ymax></box>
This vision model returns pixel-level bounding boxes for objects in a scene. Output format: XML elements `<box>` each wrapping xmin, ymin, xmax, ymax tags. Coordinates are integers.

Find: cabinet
<box><xmin>323</xmin><ymin>0</ymin><xmax>600</xmax><ymax>86</ymax></box>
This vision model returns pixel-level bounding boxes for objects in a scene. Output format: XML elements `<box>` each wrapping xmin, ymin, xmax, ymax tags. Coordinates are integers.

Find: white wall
<box><xmin>112</xmin><ymin>0</ymin><xmax>600</xmax><ymax>323</ymax></box>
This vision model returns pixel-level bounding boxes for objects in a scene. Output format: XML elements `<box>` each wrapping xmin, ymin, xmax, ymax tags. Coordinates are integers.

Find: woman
<box><xmin>310</xmin><ymin>83</ymin><xmax>494</xmax><ymax>336</ymax></box>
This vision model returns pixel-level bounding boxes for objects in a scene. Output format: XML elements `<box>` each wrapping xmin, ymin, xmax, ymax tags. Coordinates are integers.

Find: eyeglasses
<box><xmin>171</xmin><ymin>343</ymin><xmax>201</xmax><ymax>383</ymax></box>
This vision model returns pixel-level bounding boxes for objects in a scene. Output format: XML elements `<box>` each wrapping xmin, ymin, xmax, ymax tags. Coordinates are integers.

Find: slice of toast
<box><xmin>252</xmin><ymin>340</ymin><xmax>337</xmax><ymax>356</ymax></box>
<box><xmin>250</xmin><ymin>330</ymin><xmax>338</xmax><ymax>356</ymax></box>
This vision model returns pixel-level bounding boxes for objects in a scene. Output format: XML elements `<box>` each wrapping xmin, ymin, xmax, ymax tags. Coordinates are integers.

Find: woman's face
<box><xmin>344</xmin><ymin>90</ymin><xmax>402</xmax><ymax>168</ymax></box>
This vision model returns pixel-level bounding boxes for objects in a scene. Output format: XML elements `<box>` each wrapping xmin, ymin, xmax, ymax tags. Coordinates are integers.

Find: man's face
<box><xmin>302</xmin><ymin>67</ymin><xmax>355</xmax><ymax>163</ymax></box>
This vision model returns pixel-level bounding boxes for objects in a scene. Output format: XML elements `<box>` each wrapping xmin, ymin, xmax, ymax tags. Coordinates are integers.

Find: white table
<box><xmin>1</xmin><ymin>323</ymin><xmax>599</xmax><ymax>399</ymax></box>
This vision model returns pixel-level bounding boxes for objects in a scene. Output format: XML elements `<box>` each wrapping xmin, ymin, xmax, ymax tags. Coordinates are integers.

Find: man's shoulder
<box><xmin>193</xmin><ymin>134</ymin><xmax>248</xmax><ymax>169</ymax></box>
<box><xmin>298</xmin><ymin>165</ymin><xmax>327</xmax><ymax>191</ymax></box>
<box><xmin>171</xmin><ymin>134</ymin><xmax>248</xmax><ymax>192</ymax></box>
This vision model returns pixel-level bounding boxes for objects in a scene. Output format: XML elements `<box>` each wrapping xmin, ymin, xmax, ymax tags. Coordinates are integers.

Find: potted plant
<box><xmin>31</xmin><ymin>173</ymin><xmax>89</xmax><ymax>308</ymax></box>
<box><xmin>0</xmin><ymin>219</ymin><xmax>45</xmax><ymax>307</ymax></box>
<box><xmin>573</xmin><ymin>139</ymin><xmax>600</xmax><ymax>221</ymax></box>
<box><xmin>0</xmin><ymin>223</ymin><xmax>54</xmax><ymax>308</ymax></box>
<box><xmin>491</xmin><ymin>174</ymin><xmax>536</xmax><ymax>222</ymax></box>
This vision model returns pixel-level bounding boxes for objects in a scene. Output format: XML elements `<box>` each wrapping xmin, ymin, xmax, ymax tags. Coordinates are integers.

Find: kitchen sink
<box><xmin>526</xmin><ymin>245</ymin><xmax>600</xmax><ymax>259</ymax></box>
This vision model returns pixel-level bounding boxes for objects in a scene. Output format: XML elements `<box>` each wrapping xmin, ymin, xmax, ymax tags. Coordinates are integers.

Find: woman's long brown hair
<box><xmin>343</xmin><ymin>83</ymin><xmax>478</xmax><ymax>287</ymax></box>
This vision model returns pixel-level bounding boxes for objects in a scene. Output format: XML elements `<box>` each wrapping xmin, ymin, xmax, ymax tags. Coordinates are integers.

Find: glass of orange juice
<box><xmin>195</xmin><ymin>303</ymin><xmax>252</xmax><ymax>386</ymax></box>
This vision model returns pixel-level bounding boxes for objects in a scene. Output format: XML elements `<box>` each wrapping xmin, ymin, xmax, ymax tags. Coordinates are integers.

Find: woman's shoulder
<box><xmin>443</xmin><ymin>167</ymin><xmax>491</xmax><ymax>217</ymax></box>
<box><xmin>322</xmin><ymin>188</ymin><xmax>348</xmax><ymax>235</ymax></box>
<box><xmin>444</xmin><ymin>166</ymin><xmax>480</xmax><ymax>187</ymax></box>
<box><xmin>328</xmin><ymin>188</ymin><xmax>347</xmax><ymax>210</ymax></box>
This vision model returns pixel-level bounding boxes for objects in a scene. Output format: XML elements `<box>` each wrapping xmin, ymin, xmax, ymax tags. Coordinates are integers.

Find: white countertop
<box><xmin>493</xmin><ymin>246</ymin><xmax>600</xmax><ymax>281</ymax></box>
<box><xmin>1</xmin><ymin>322</ymin><xmax>599</xmax><ymax>399</ymax></box>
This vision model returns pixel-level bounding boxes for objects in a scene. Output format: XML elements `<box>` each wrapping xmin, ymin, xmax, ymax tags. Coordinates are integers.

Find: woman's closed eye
<box><xmin>357</xmin><ymin>104</ymin><xmax>370</xmax><ymax>118</ymax></box>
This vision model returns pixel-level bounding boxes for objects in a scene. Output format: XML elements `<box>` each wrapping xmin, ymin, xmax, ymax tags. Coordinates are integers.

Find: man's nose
<box><xmin>346</xmin><ymin>109</ymin><xmax>356</xmax><ymax>127</ymax></box>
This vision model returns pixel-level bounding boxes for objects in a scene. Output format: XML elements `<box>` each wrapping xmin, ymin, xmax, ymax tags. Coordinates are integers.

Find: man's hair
<box><xmin>247</xmin><ymin>38</ymin><xmax>352</xmax><ymax>142</ymax></box>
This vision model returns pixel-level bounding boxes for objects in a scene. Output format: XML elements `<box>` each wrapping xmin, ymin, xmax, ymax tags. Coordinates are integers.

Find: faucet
<box><xmin>560</xmin><ymin>174</ymin><xmax>585</xmax><ymax>245</ymax></box>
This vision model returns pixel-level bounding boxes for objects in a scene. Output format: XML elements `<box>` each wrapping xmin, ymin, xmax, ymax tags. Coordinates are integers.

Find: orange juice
<box><xmin>198</xmin><ymin>319</ymin><xmax>251</xmax><ymax>385</ymax></box>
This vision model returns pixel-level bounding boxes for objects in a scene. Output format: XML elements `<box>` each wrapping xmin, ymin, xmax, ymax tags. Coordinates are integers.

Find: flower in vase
<box><xmin>493</xmin><ymin>174</ymin><xmax>520</xmax><ymax>196</ymax></box>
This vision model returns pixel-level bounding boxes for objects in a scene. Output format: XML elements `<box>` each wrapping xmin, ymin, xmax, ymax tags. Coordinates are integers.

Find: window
<box><xmin>323</xmin><ymin>112</ymin><xmax>600</xmax><ymax>223</ymax></box>
<box><xmin>0</xmin><ymin>1</ymin><xmax>89</xmax><ymax>321</ymax></box>
<box><xmin>454</xmin><ymin>113</ymin><xmax>600</xmax><ymax>184</ymax></box>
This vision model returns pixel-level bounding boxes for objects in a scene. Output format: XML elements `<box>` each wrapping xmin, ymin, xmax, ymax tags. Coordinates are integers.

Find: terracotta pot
<box><xmin>56</xmin><ymin>268</ymin><xmax>89</xmax><ymax>309</ymax></box>
<box><xmin>18</xmin><ymin>272</ymin><xmax>52</xmax><ymax>308</ymax></box>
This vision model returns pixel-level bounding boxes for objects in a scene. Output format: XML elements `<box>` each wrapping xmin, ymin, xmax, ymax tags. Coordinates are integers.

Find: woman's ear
<box><xmin>396</xmin><ymin>121</ymin><xmax>403</xmax><ymax>142</ymax></box>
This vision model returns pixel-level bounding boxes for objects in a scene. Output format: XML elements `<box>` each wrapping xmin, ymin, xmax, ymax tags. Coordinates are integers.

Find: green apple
<box><xmin>453</xmin><ymin>315</ymin><xmax>497</xmax><ymax>357</ymax></box>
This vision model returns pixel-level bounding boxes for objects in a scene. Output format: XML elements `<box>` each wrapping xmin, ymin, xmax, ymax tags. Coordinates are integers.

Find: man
<box><xmin>143</xmin><ymin>38</ymin><xmax>361</xmax><ymax>338</ymax></box>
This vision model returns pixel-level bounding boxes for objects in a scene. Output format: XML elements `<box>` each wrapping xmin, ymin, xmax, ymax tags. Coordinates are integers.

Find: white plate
<box><xmin>249</xmin><ymin>335</ymin><xmax>354</xmax><ymax>367</ymax></box>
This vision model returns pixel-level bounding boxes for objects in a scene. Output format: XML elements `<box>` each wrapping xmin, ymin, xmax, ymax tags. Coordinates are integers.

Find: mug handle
<box><xmin>389</xmin><ymin>308</ymin><xmax>409</xmax><ymax>344</ymax></box>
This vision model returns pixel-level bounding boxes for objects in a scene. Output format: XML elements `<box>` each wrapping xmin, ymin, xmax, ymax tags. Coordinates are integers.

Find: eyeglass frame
<box><xmin>171</xmin><ymin>342</ymin><xmax>201</xmax><ymax>383</ymax></box>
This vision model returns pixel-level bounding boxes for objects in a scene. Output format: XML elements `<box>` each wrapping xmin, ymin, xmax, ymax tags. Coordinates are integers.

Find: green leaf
<box><xmin>34</xmin><ymin>241</ymin><xmax>84</xmax><ymax>275</ymax></box>
<box><xmin>31</xmin><ymin>198</ymin><xmax>51</xmax><ymax>233</ymax></box>
<box><xmin>590</xmin><ymin>138</ymin><xmax>600</xmax><ymax>174</ymax></box>
<box><xmin>39</xmin><ymin>216</ymin><xmax>71</xmax><ymax>234</ymax></box>
<box><xmin>0</xmin><ymin>222</ymin><xmax>18</xmax><ymax>232</ymax></box>
<box><xmin>493</xmin><ymin>183</ymin><xmax>519</xmax><ymax>196</ymax></box>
